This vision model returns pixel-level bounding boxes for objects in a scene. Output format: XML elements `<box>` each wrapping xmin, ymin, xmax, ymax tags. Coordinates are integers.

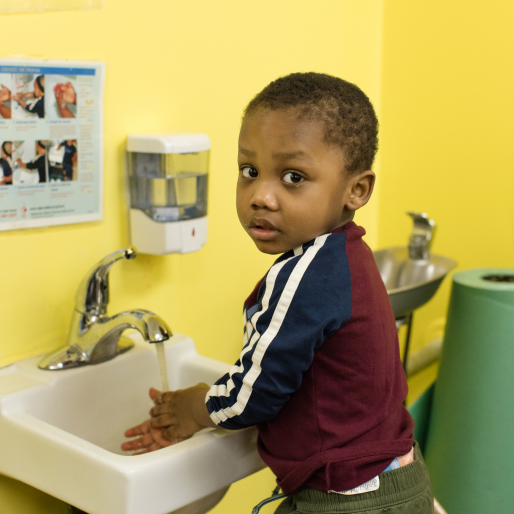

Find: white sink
<box><xmin>0</xmin><ymin>334</ymin><xmax>265</xmax><ymax>514</ymax></box>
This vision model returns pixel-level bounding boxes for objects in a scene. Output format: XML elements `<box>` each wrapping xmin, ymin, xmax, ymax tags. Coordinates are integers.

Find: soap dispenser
<box><xmin>126</xmin><ymin>133</ymin><xmax>210</xmax><ymax>255</ymax></box>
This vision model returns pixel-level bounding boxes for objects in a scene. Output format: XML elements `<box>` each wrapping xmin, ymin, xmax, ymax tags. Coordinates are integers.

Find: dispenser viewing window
<box><xmin>127</xmin><ymin>134</ymin><xmax>210</xmax><ymax>255</ymax></box>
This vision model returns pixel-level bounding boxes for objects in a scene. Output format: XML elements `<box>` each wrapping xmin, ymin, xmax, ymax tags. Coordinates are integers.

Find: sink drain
<box><xmin>482</xmin><ymin>274</ymin><xmax>514</xmax><ymax>283</ymax></box>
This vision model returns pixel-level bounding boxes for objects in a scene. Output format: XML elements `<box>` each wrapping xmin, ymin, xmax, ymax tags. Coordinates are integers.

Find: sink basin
<box><xmin>0</xmin><ymin>334</ymin><xmax>265</xmax><ymax>514</ymax></box>
<box><xmin>373</xmin><ymin>247</ymin><xmax>457</xmax><ymax>318</ymax></box>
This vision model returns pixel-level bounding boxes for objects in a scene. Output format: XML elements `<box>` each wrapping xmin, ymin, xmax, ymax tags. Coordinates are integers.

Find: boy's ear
<box><xmin>346</xmin><ymin>170</ymin><xmax>375</xmax><ymax>210</ymax></box>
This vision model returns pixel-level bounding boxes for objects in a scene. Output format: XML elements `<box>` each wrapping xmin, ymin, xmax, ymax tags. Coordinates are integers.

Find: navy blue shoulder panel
<box><xmin>207</xmin><ymin>232</ymin><xmax>353</xmax><ymax>429</ymax></box>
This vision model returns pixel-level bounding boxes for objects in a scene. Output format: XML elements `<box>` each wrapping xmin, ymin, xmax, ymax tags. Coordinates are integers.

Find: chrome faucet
<box><xmin>407</xmin><ymin>212</ymin><xmax>436</xmax><ymax>260</ymax></box>
<box><xmin>39</xmin><ymin>247</ymin><xmax>172</xmax><ymax>370</ymax></box>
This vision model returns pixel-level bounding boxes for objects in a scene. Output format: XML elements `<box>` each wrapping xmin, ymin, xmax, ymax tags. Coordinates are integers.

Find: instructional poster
<box><xmin>0</xmin><ymin>59</ymin><xmax>105</xmax><ymax>231</ymax></box>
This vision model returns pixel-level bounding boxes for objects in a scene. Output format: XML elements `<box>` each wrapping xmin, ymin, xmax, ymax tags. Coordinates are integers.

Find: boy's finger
<box><xmin>149</xmin><ymin>387</ymin><xmax>162</xmax><ymax>401</ymax></box>
<box><xmin>132</xmin><ymin>449</ymin><xmax>149</xmax><ymax>455</ymax></box>
<box><xmin>150</xmin><ymin>403</ymin><xmax>173</xmax><ymax>417</ymax></box>
<box><xmin>132</xmin><ymin>442</ymin><xmax>162</xmax><ymax>455</ymax></box>
<box><xmin>124</xmin><ymin>421</ymin><xmax>150</xmax><ymax>438</ymax></box>
<box><xmin>149</xmin><ymin>414</ymin><xmax>174</xmax><ymax>429</ymax></box>
<box><xmin>121</xmin><ymin>433</ymin><xmax>153</xmax><ymax>451</ymax></box>
<box><xmin>154</xmin><ymin>391</ymin><xmax>175</xmax><ymax>404</ymax></box>
<box><xmin>121</xmin><ymin>436</ymin><xmax>147</xmax><ymax>451</ymax></box>
<box><xmin>161</xmin><ymin>426</ymin><xmax>177</xmax><ymax>441</ymax></box>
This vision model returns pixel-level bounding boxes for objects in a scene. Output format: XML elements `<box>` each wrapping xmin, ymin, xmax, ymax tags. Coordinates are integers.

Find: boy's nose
<box><xmin>250</xmin><ymin>181</ymin><xmax>279</xmax><ymax>211</ymax></box>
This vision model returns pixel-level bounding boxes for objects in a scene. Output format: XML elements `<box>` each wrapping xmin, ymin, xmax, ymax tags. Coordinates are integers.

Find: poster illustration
<box><xmin>0</xmin><ymin>59</ymin><xmax>104</xmax><ymax>230</ymax></box>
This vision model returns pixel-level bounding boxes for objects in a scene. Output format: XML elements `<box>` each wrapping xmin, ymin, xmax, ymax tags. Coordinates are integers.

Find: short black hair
<box><xmin>243</xmin><ymin>72</ymin><xmax>378</xmax><ymax>173</ymax></box>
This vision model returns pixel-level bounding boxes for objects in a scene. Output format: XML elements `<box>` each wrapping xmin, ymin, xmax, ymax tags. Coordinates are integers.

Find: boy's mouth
<box><xmin>248</xmin><ymin>218</ymin><xmax>280</xmax><ymax>241</ymax></box>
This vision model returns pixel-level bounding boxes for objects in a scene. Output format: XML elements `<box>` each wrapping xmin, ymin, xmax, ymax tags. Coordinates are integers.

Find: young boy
<box><xmin>122</xmin><ymin>72</ymin><xmax>434</xmax><ymax>513</ymax></box>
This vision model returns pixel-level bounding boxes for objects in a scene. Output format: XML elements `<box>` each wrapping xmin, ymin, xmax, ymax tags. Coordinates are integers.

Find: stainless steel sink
<box><xmin>373</xmin><ymin>246</ymin><xmax>457</xmax><ymax>319</ymax></box>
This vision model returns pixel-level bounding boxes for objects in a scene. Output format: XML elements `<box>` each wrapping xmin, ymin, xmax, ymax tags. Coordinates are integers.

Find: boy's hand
<box><xmin>150</xmin><ymin>384</ymin><xmax>217</xmax><ymax>441</ymax></box>
<box><xmin>121</xmin><ymin>418</ymin><xmax>175</xmax><ymax>454</ymax></box>
<box><xmin>121</xmin><ymin>388</ymin><xmax>179</xmax><ymax>454</ymax></box>
<box><xmin>121</xmin><ymin>384</ymin><xmax>216</xmax><ymax>454</ymax></box>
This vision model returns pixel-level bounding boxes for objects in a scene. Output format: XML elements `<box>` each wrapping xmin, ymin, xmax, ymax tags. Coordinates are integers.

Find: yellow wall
<box><xmin>7</xmin><ymin>1</ymin><xmax>511</xmax><ymax>511</ymax></box>
<box><xmin>0</xmin><ymin>1</ymin><xmax>383</xmax><ymax>512</ymax></box>
<box><xmin>380</xmin><ymin>1</ymin><xmax>514</xmax><ymax>403</ymax></box>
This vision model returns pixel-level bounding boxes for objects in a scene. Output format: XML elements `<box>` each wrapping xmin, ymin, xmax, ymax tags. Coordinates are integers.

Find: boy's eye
<box><xmin>282</xmin><ymin>172</ymin><xmax>304</xmax><ymax>184</ymax></box>
<box><xmin>241</xmin><ymin>166</ymin><xmax>258</xmax><ymax>178</ymax></box>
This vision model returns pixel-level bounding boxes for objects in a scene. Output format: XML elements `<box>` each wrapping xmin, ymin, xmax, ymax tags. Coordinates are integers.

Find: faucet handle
<box><xmin>75</xmin><ymin>247</ymin><xmax>137</xmax><ymax>317</ymax></box>
<box><xmin>407</xmin><ymin>212</ymin><xmax>436</xmax><ymax>260</ymax></box>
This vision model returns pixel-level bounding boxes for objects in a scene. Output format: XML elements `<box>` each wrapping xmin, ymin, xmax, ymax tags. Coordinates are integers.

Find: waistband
<box><xmin>293</xmin><ymin>442</ymin><xmax>432</xmax><ymax>512</ymax></box>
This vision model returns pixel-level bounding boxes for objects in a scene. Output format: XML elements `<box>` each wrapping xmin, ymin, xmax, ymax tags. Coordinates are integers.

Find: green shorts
<box><xmin>275</xmin><ymin>442</ymin><xmax>433</xmax><ymax>514</ymax></box>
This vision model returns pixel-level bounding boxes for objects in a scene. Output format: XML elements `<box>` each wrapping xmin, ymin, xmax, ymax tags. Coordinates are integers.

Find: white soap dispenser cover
<box><xmin>127</xmin><ymin>133</ymin><xmax>210</xmax><ymax>255</ymax></box>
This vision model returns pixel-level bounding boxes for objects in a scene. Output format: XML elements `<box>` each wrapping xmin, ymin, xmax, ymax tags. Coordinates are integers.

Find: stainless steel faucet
<box><xmin>407</xmin><ymin>212</ymin><xmax>436</xmax><ymax>260</ymax></box>
<box><xmin>39</xmin><ymin>247</ymin><xmax>172</xmax><ymax>370</ymax></box>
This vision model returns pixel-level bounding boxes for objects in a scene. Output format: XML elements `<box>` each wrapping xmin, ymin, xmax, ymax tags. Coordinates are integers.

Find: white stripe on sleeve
<box><xmin>208</xmin><ymin>235</ymin><xmax>329</xmax><ymax>423</ymax></box>
<box><xmin>207</xmin><ymin>251</ymin><xmax>298</xmax><ymax>401</ymax></box>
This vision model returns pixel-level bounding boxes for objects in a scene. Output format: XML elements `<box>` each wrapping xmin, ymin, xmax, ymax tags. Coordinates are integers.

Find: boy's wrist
<box><xmin>192</xmin><ymin>383</ymin><xmax>218</xmax><ymax>429</ymax></box>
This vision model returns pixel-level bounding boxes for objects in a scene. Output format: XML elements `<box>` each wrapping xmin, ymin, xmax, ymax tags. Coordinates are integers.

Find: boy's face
<box><xmin>237</xmin><ymin>108</ymin><xmax>358</xmax><ymax>255</ymax></box>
